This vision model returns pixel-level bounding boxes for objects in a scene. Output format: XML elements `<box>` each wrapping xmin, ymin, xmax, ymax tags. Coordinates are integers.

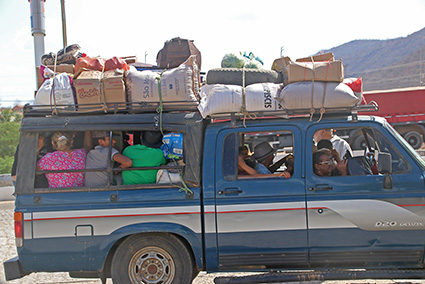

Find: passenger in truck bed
<box><xmin>37</xmin><ymin>131</ymin><xmax>92</xmax><ymax>188</ymax></box>
<box><xmin>122</xmin><ymin>131</ymin><xmax>166</xmax><ymax>185</ymax></box>
<box><xmin>85</xmin><ymin>131</ymin><xmax>132</xmax><ymax>187</ymax></box>
<box><xmin>12</xmin><ymin>133</ymin><xmax>51</xmax><ymax>188</ymax></box>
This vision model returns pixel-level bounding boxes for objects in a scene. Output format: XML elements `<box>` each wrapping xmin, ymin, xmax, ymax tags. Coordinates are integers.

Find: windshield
<box><xmin>384</xmin><ymin>121</ymin><xmax>425</xmax><ymax>169</ymax></box>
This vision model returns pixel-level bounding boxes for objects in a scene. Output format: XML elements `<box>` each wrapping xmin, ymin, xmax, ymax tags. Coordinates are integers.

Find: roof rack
<box><xmin>23</xmin><ymin>101</ymin><xmax>199</xmax><ymax>117</ymax></box>
<box><xmin>209</xmin><ymin>102</ymin><xmax>379</xmax><ymax>122</ymax></box>
<box><xmin>23</xmin><ymin>101</ymin><xmax>379</xmax><ymax>121</ymax></box>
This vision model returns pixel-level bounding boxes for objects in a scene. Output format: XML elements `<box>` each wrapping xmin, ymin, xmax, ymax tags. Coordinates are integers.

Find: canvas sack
<box><xmin>198</xmin><ymin>83</ymin><xmax>283</xmax><ymax>118</ymax></box>
<box><xmin>126</xmin><ymin>56</ymin><xmax>200</xmax><ymax>106</ymax></box>
<box><xmin>276</xmin><ymin>81</ymin><xmax>360</xmax><ymax>110</ymax></box>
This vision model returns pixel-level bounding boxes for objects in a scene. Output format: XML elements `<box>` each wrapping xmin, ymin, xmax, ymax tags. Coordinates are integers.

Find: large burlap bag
<box><xmin>198</xmin><ymin>83</ymin><xmax>283</xmax><ymax>118</ymax></box>
<box><xmin>276</xmin><ymin>81</ymin><xmax>360</xmax><ymax>110</ymax></box>
<box><xmin>125</xmin><ymin>56</ymin><xmax>199</xmax><ymax>106</ymax></box>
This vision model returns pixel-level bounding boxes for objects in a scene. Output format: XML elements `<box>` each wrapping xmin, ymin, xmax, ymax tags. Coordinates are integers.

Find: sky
<box><xmin>0</xmin><ymin>0</ymin><xmax>425</xmax><ymax>107</ymax></box>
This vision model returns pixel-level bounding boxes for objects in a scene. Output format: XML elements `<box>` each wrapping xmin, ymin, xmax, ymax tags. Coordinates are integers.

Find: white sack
<box><xmin>126</xmin><ymin>56</ymin><xmax>199</xmax><ymax>104</ymax></box>
<box><xmin>156</xmin><ymin>169</ymin><xmax>182</xmax><ymax>184</ymax></box>
<box><xmin>198</xmin><ymin>83</ymin><xmax>283</xmax><ymax>118</ymax></box>
<box><xmin>277</xmin><ymin>81</ymin><xmax>360</xmax><ymax>110</ymax></box>
<box><xmin>34</xmin><ymin>73</ymin><xmax>75</xmax><ymax>107</ymax></box>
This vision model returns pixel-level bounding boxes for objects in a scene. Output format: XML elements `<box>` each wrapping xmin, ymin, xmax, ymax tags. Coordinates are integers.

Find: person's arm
<box><xmin>336</xmin><ymin>160</ymin><xmax>348</xmax><ymax>176</ymax></box>
<box><xmin>83</xmin><ymin>131</ymin><xmax>93</xmax><ymax>151</ymax></box>
<box><xmin>113</xmin><ymin>153</ymin><xmax>133</xmax><ymax>168</ymax></box>
<box><xmin>238</xmin><ymin>156</ymin><xmax>258</xmax><ymax>175</ymax></box>
<box><xmin>11</xmin><ymin>145</ymin><xmax>19</xmax><ymax>181</ymax></box>
<box><xmin>268</xmin><ymin>155</ymin><xmax>288</xmax><ymax>173</ymax></box>
<box><xmin>330</xmin><ymin>149</ymin><xmax>341</xmax><ymax>163</ymax></box>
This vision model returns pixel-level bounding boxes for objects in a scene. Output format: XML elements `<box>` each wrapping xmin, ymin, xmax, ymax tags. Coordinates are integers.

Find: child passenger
<box><xmin>85</xmin><ymin>131</ymin><xmax>132</xmax><ymax>187</ymax></box>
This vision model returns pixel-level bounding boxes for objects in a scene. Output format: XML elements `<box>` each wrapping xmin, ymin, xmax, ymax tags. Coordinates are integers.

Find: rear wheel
<box><xmin>352</xmin><ymin>136</ymin><xmax>367</xmax><ymax>150</ymax></box>
<box><xmin>111</xmin><ymin>233</ymin><xmax>194</xmax><ymax>284</ymax></box>
<box><xmin>403</xmin><ymin>131</ymin><xmax>423</xmax><ymax>149</ymax></box>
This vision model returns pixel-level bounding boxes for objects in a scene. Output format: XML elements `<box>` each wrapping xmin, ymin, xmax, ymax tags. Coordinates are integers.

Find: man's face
<box><xmin>316</xmin><ymin>154</ymin><xmax>336</xmax><ymax>176</ymax></box>
<box><xmin>99</xmin><ymin>137</ymin><xmax>116</xmax><ymax>147</ymax></box>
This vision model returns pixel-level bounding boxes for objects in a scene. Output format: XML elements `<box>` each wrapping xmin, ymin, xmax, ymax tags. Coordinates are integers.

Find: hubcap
<box><xmin>128</xmin><ymin>246</ymin><xmax>175</xmax><ymax>284</ymax></box>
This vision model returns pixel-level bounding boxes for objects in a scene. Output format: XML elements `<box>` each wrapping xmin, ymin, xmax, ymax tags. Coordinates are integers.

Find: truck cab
<box><xmin>5</xmin><ymin>106</ymin><xmax>425</xmax><ymax>284</ymax></box>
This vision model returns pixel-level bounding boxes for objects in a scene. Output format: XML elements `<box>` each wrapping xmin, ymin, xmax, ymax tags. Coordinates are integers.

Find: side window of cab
<box><xmin>312</xmin><ymin>126</ymin><xmax>409</xmax><ymax>177</ymax></box>
<box><xmin>223</xmin><ymin>130</ymin><xmax>294</xmax><ymax>180</ymax></box>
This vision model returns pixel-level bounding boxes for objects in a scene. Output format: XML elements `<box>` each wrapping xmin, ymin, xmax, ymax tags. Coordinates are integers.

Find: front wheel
<box><xmin>111</xmin><ymin>233</ymin><xmax>195</xmax><ymax>284</ymax></box>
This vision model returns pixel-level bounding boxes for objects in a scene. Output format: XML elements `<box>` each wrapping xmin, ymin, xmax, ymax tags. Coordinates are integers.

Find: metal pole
<box><xmin>29</xmin><ymin>0</ymin><xmax>46</xmax><ymax>89</ymax></box>
<box><xmin>61</xmin><ymin>0</ymin><xmax>67</xmax><ymax>48</ymax></box>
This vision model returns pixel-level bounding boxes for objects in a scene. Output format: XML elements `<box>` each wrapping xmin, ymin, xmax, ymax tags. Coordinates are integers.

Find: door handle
<box><xmin>218</xmin><ymin>189</ymin><xmax>243</xmax><ymax>195</ymax></box>
<box><xmin>308</xmin><ymin>184</ymin><xmax>334</xmax><ymax>191</ymax></box>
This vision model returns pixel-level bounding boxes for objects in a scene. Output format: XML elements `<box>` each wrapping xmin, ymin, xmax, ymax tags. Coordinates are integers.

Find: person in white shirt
<box><xmin>314</xmin><ymin>129</ymin><xmax>353</xmax><ymax>159</ymax></box>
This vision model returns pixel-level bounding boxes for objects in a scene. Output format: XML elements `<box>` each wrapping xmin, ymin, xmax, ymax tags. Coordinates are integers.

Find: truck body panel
<box><xmin>6</xmin><ymin>110</ymin><xmax>425</xmax><ymax>283</ymax></box>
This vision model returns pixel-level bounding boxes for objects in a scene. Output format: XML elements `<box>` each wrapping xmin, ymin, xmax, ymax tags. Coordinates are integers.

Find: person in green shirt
<box><xmin>122</xmin><ymin>131</ymin><xmax>166</xmax><ymax>185</ymax></box>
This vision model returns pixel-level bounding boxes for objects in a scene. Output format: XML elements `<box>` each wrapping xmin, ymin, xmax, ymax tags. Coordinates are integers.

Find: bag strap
<box><xmin>51</xmin><ymin>53</ymin><xmax>59</xmax><ymax>116</ymax></box>
<box><xmin>309</xmin><ymin>56</ymin><xmax>316</xmax><ymax>121</ymax></box>
<box><xmin>99</xmin><ymin>64</ymin><xmax>108</xmax><ymax>113</ymax></box>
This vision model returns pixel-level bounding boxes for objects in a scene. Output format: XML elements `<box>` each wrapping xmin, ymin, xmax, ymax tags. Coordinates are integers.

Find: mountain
<box><xmin>321</xmin><ymin>27</ymin><xmax>425</xmax><ymax>91</ymax></box>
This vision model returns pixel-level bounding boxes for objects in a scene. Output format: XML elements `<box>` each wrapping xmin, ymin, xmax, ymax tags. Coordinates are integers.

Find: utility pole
<box><xmin>29</xmin><ymin>0</ymin><xmax>46</xmax><ymax>69</ymax></box>
<box><xmin>61</xmin><ymin>0</ymin><xmax>67</xmax><ymax>48</ymax></box>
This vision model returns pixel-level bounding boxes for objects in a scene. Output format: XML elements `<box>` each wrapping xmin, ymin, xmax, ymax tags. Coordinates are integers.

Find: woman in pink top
<box><xmin>38</xmin><ymin>131</ymin><xmax>91</xmax><ymax>188</ymax></box>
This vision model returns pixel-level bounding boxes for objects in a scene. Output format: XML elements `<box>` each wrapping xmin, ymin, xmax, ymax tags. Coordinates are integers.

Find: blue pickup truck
<box><xmin>4</xmin><ymin>108</ymin><xmax>425</xmax><ymax>284</ymax></box>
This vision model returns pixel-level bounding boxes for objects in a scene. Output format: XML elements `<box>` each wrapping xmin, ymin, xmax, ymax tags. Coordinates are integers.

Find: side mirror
<box><xmin>378</xmin><ymin>152</ymin><xmax>392</xmax><ymax>189</ymax></box>
<box><xmin>378</xmin><ymin>152</ymin><xmax>392</xmax><ymax>173</ymax></box>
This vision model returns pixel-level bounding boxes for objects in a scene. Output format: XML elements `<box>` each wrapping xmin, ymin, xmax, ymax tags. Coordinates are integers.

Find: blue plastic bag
<box><xmin>161</xmin><ymin>133</ymin><xmax>183</xmax><ymax>159</ymax></box>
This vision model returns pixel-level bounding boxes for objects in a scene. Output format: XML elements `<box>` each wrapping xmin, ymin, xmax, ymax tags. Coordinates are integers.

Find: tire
<box><xmin>111</xmin><ymin>233</ymin><xmax>194</xmax><ymax>284</ymax></box>
<box><xmin>403</xmin><ymin>131</ymin><xmax>423</xmax><ymax>149</ymax></box>
<box><xmin>206</xmin><ymin>68</ymin><xmax>283</xmax><ymax>86</ymax></box>
<box><xmin>352</xmin><ymin>136</ymin><xmax>367</xmax><ymax>150</ymax></box>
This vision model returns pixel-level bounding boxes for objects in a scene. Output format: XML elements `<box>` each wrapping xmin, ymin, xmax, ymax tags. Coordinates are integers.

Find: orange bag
<box><xmin>105</xmin><ymin>56</ymin><xmax>129</xmax><ymax>71</ymax></box>
<box><xmin>74</xmin><ymin>56</ymin><xmax>105</xmax><ymax>73</ymax></box>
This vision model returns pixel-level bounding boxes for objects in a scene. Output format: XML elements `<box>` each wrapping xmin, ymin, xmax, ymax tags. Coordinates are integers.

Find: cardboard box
<box><xmin>271</xmin><ymin>56</ymin><xmax>292</xmax><ymax>73</ymax></box>
<box><xmin>36</xmin><ymin>64</ymin><xmax>75</xmax><ymax>89</ymax></box>
<box><xmin>287</xmin><ymin>60</ymin><xmax>344</xmax><ymax>83</ymax></box>
<box><xmin>295</xmin><ymin>52</ymin><xmax>335</xmax><ymax>62</ymax></box>
<box><xmin>73</xmin><ymin>70</ymin><xmax>126</xmax><ymax>112</ymax></box>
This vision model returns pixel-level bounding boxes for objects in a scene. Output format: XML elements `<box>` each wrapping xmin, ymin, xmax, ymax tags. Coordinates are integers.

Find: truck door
<box><xmin>305</xmin><ymin>123</ymin><xmax>425</xmax><ymax>268</ymax></box>
<box><xmin>214</xmin><ymin>125</ymin><xmax>308</xmax><ymax>270</ymax></box>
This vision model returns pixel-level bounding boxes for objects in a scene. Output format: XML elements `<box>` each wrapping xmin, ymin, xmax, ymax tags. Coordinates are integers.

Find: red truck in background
<box><xmin>350</xmin><ymin>86</ymin><xmax>425</xmax><ymax>149</ymax></box>
<box><xmin>363</xmin><ymin>87</ymin><xmax>425</xmax><ymax>149</ymax></box>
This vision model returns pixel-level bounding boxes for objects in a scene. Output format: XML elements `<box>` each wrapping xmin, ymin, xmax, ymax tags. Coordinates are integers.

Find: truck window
<box><xmin>313</xmin><ymin>126</ymin><xmax>409</xmax><ymax>177</ymax></box>
<box><xmin>223</xmin><ymin>130</ymin><xmax>294</xmax><ymax>180</ymax></box>
<box><xmin>34</xmin><ymin>130</ymin><xmax>183</xmax><ymax>190</ymax></box>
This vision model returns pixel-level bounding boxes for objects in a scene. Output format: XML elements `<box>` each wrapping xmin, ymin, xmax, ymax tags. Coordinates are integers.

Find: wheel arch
<box><xmin>100</xmin><ymin>223</ymin><xmax>203</xmax><ymax>277</ymax></box>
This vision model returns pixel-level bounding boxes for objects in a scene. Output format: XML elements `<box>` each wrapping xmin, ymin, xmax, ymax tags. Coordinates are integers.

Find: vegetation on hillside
<box><xmin>323</xmin><ymin>27</ymin><xmax>425</xmax><ymax>91</ymax></box>
<box><xmin>0</xmin><ymin>109</ymin><xmax>21</xmax><ymax>174</ymax></box>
